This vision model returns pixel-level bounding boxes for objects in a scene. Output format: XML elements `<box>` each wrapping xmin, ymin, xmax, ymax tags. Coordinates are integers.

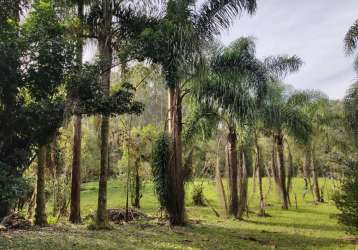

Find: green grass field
<box><xmin>0</xmin><ymin>178</ymin><xmax>357</xmax><ymax>250</ymax></box>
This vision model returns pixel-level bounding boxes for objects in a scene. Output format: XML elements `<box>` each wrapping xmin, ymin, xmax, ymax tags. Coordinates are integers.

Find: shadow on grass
<box><xmin>246</xmin><ymin>219</ymin><xmax>340</xmax><ymax>233</ymax></box>
<box><xmin>0</xmin><ymin>221</ymin><xmax>352</xmax><ymax>250</ymax></box>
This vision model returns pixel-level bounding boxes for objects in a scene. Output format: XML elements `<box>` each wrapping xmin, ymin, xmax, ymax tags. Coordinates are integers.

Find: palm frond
<box><xmin>264</xmin><ymin>55</ymin><xmax>303</xmax><ymax>79</ymax></box>
<box><xmin>344</xmin><ymin>19</ymin><xmax>358</xmax><ymax>55</ymax></box>
<box><xmin>344</xmin><ymin>81</ymin><xmax>358</xmax><ymax>141</ymax></box>
<box><xmin>195</xmin><ymin>0</ymin><xmax>257</xmax><ymax>39</ymax></box>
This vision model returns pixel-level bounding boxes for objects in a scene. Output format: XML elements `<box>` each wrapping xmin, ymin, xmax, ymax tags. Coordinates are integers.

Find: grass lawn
<box><xmin>0</xmin><ymin>178</ymin><xmax>357</xmax><ymax>250</ymax></box>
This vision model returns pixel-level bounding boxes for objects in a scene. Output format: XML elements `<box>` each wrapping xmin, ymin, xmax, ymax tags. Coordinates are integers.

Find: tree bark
<box><xmin>255</xmin><ymin>140</ymin><xmax>266</xmax><ymax>216</ymax></box>
<box><xmin>311</xmin><ymin>146</ymin><xmax>323</xmax><ymax>203</ymax></box>
<box><xmin>237</xmin><ymin>148</ymin><xmax>248</xmax><ymax>219</ymax></box>
<box><xmin>275</xmin><ymin>134</ymin><xmax>289</xmax><ymax>209</ymax></box>
<box><xmin>70</xmin><ymin>0</ymin><xmax>84</xmax><ymax>224</ymax></box>
<box><xmin>132</xmin><ymin>161</ymin><xmax>141</xmax><ymax>208</ymax></box>
<box><xmin>167</xmin><ymin>86</ymin><xmax>185</xmax><ymax>225</ymax></box>
<box><xmin>35</xmin><ymin>145</ymin><xmax>48</xmax><ymax>226</ymax></box>
<box><xmin>227</xmin><ymin>126</ymin><xmax>239</xmax><ymax>217</ymax></box>
<box><xmin>96</xmin><ymin>0</ymin><xmax>112</xmax><ymax>229</ymax></box>
<box><xmin>215</xmin><ymin>153</ymin><xmax>228</xmax><ymax>216</ymax></box>
<box><xmin>70</xmin><ymin>115</ymin><xmax>82</xmax><ymax>223</ymax></box>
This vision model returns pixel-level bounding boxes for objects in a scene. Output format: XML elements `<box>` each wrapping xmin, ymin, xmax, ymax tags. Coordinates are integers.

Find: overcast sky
<box><xmin>219</xmin><ymin>0</ymin><xmax>358</xmax><ymax>100</ymax></box>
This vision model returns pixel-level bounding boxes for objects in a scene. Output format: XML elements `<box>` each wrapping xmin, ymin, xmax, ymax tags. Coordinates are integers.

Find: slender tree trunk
<box><xmin>286</xmin><ymin>144</ymin><xmax>294</xmax><ymax>206</ymax></box>
<box><xmin>69</xmin><ymin>0</ymin><xmax>84</xmax><ymax>224</ymax></box>
<box><xmin>70</xmin><ymin>115</ymin><xmax>82</xmax><ymax>223</ymax></box>
<box><xmin>275</xmin><ymin>134</ymin><xmax>289</xmax><ymax>209</ymax></box>
<box><xmin>35</xmin><ymin>145</ymin><xmax>48</xmax><ymax>226</ymax></box>
<box><xmin>303</xmin><ymin>151</ymin><xmax>310</xmax><ymax>190</ymax></box>
<box><xmin>237</xmin><ymin>148</ymin><xmax>248</xmax><ymax>219</ymax></box>
<box><xmin>311</xmin><ymin>146</ymin><xmax>323</xmax><ymax>203</ymax></box>
<box><xmin>255</xmin><ymin>139</ymin><xmax>266</xmax><ymax>216</ymax></box>
<box><xmin>215</xmin><ymin>153</ymin><xmax>228</xmax><ymax>217</ymax></box>
<box><xmin>133</xmin><ymin>161</ymin><xmax>141</xmax><ymax>208</ymax></box>
<box><xmin>167</xmin><ymin>86</ymin><xmax>185</xmax><ymax>225</ymax></box>
<box><xmin>96</xmin><ymin>0</ymin><xmax>112</xmax><ymax>229</ymax></box>
<box><xmin>227</xmin><ymin>126</ymin><xmax>239</xmax><ymax>217</ymax></box>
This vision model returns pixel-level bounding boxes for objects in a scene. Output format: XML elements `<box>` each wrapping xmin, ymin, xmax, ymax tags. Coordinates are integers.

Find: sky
<box><xmin>219</xmin><ymin>0</ymin><xmax>358</xmax><ymax>100</ymax></box>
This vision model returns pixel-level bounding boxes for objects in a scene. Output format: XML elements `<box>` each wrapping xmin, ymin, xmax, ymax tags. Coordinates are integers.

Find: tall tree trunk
<box><xmin>303</xmin><ymin>150</ymin><xmax>310</xmax><ymax>190</ymax></box>
<box><xmin>311</xmin><ymin>146</ymin><xmax>323</xmax><ymax>203</ymax></box>
<box><xmin>132</xmin><ymin>161</ymin><xmax>141</xmax><ymax>208</ymax></box>
<box><xmin>275</xmin><ymin>134</ymin><xmax>289</xmax><ymax>209</ymax></box>
<box><xmin>237</xmin><ymin>148</ymin><xmax>248</xmax><ymax>219</ymax></box>
<box><xmin>227</xmin><ymin>126</ymin><xmax>239</xmax><ymax>217</ymax></box>
<box><xmin>70</xmin><ymin>0</ymin><xmax>84</xmax><ymax>224</ymax></box>
<box><xmin>70</xmin><ymin>115</ymin><xmax>82</xmax><ymax>223</ymax></box>
<box><xmin>167</xmin><ymin>86</ymin><xmax>185</xmax><ymax>225</ymax></box>
<box><xmin>215</xmin><ymin>152</ymin><xmax>228</xmax><ymax>217</ymax></box>
<box><xmin>96</xmin><ymin>0</ymin><xmax>112</xmax><ymax>229</ymax></box>
<box><xmin>286</xmin><ymin>144</ymin><xmax>294</xmax><ymax>206</ymax></box>
<box><xmin>255</xmin><ymin>139</ymin><xmax>266</xmax><ymax>217</ymax></box>
<box><xmin>35</xmin><ymin>145</ymin><xmax>48</xmax><ymax>226</ymax></box>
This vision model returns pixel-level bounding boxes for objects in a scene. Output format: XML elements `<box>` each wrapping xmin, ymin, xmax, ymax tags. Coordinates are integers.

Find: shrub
<box><xmin>333</xmin><ymin>160</ymin><xmax>358</xmax><ymax>235</ymax></box>
<box><xmin>192</xmin><ymin>184</ymin><xmax>206</xmax><ymax>206</ymax></box>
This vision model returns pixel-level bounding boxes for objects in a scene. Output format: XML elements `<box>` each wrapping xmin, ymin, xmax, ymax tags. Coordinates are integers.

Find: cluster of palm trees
<box><xmin>9</xmin><ymin>0</ymin><xmax>357</xmax><ymax>229</ymax></box>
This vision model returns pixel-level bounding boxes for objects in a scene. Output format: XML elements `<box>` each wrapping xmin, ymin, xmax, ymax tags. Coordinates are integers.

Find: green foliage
<box><xmin>0</xmin><ymin>167</ymin><xmax>31</xmax><ymax>217</ymax></box>
<box><xmin>344</xmin><ymin>19</ymin><xmax>358</xmax><ymax>55</ymax></box>
<box><xmin>333</xmin><ymin>160</ymin><xmax>358</xmax><ymax>235</ymax></box>
<box><xmin>191</xmin><ymin>183</ymin><xmax>206</xmax><ymax>206</ymax></box>
<box><xmin>151</xmin><ymin>133</ymin><xmax>171</xmax><ymax>209</ymax></box>
<box><xmin>69</xmin><ymin>63</ymin><xmax>144</xmax><ymax>117</ymax></box>
<box><xmin>344</xmin><ymin>82</ymin><xmax>358</xmax><ymax>142</ymax></box>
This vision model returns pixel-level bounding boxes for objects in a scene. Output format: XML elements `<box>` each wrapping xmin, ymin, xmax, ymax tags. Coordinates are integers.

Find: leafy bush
<box><xmin>192</xmin><ymin>184</ymin><xmax>206</xmax><ymax>206</ymax></box>
<box><xmin>0</xmin><ymin>166</ymin><xmax>31</xmax><ymax>218</ymax></box>
<box><xmin>333</xmin><ymin>160</ymin><xmax>358</xmax><ymax>235</ymax></box>
<box><xmin>151</xmin><ymin>133</ymin><xmax>171</xmax><ymax>209</ymax></box>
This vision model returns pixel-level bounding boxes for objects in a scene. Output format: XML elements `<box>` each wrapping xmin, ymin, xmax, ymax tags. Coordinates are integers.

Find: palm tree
<box><xmin>130</xmin><ymin>0</ymin><xmax>258</xmax><ymax>225</ymax></box>
<box><xmin>344</xmin><ymin>19</ymin><xmax>358</xmax><ymax>71</ymax></box>
<box><xmin>193</xmin><ymin>37</ymin><xmax>267</xmax><ymax>218</ymax></box>
<box><xmin>344</xmin><ymin>19</ymin><xmax>358</xmax><ymax>145</ymax></box>
<box><xmin>302</xmin><ymin>91</ymin><xmax>340</xmax><ymax>203</ymax></box>
<box><xmin>344</xmin><ymin>82</ymin><xmax>358</xmax><ymax>143</ymax></box>
<box><xmin>261</xmin><ymin>85</ymin><xmax>312</xmax><ymax>209</ymax></box>
<box><xmin>250</xmin><ymin>55</ymin><xmax>303</xmax><ymax>214</ymax></box>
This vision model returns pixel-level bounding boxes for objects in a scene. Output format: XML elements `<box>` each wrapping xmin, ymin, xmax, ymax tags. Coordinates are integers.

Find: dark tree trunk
<box><xmin>227</xmin><ymin>126</ymin><xmax>239</xmax><ymax>217</ymax></box>
<box><xmin>256</xmin><ymin>141</ymin><xmax>266</xmax><ymax>217</ymax></box>
<box><xmin>96</xmin><ymin>0</ymin><xmax>112</xmax><ymax>229</ymax></box>
<box><xmin>132</xmin><ymin>161</ymin><xmax>141</xmax><ymax>208</ymax></box>
<box><xmin>70</xmin><ymin>115</ymin><xmax>82</xmax><ymax>223</ymax></box>
<box><xmin>35</xmin><ymin>145</ymin><xmax>48</xmax><ymax>226</ymax></box>
<box><xmin>237</xmin><ymin>148</ymin><xmax>248</xmax><ymax>219</ymax></box>
<box><xmin>167</xmin><ymin>86</ymin><xmax>185</xmax><ymax>225</ymax></box>
<box><xmin>275</xmin><ymin>134</ymin><xmax>289</xmax><ymax>209</ymax></box>
<box><xmin>70</xmin><ymin>0</ymin><xmax>84</xmax><ymax>224</ymax></box>
<box><xmin>311</xmin><ymin>146</ymin><xmax>323</xmax><ymax>203</ymax></box>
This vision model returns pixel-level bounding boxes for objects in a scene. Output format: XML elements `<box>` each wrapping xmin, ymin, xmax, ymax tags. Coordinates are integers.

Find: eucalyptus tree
<box><xmin>193</xmin><ymin>37</ymin><xmax>267</xmax><ymax>218</ymax></box>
